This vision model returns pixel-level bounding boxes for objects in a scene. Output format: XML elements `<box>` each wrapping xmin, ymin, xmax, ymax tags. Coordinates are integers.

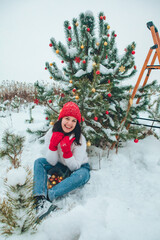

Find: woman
<box><xmin>33</xmin><ymin>102</ymin><xmax>90</xmax><ymax>220</ymax></box>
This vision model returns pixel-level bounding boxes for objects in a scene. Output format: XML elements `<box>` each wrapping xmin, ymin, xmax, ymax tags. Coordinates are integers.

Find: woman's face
<box><xmin>61</xmin><ymin>116</ymin><xmax>77</xmax><ymax>133</ymax></box>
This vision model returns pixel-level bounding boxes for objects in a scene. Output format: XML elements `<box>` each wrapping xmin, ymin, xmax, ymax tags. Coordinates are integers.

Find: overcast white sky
<box><xmin>0</xmin><ymin>0</ymin><xmax>160</xmax><ymax>86</ymax></box>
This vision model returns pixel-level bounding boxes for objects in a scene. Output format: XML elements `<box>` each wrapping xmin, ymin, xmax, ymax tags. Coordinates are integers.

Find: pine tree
<box><xmin>34</xmin><ymin>11</ymin><xmax>157</xmax><ymax>149</ymax></box>
<box><xmin>0</xmin><ymin>130</ymin><xmax>25</xmax><ymax>168</ymax></box>
<box><xmin>0</xmin><ymin>167</ymin><xmax>37</xmax><ymax>236</ymax></box>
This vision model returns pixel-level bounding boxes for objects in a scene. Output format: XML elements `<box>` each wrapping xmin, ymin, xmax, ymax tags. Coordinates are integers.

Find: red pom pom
<box><xmin>72</xmin><ymin>88</ymin><xmax>76</xmax><ymax>92</ymax></box>
<box><xmin>132</xmin><ymin>50</ymin><xmax>135</xmax><ymax>55</ymax></box>
<box><xmin>87</xmin><ymin>28</ymin><xmax>90</xmax><ymax>32</ymax></box>
<box><xmin>68</xmin><ymin>37</ymin><xmax>72</xmax><ymax>42</ymax></box>
<box><xmin>83</xmin><ymin>60</ymin><xmax>86</xmax><ymax>64</ymax></box>
<box><xmin>61</xmin><ymin>60</ymin><xmax>64</xmax><ymax>63</ymax></box>
<box><xmin>48</xmin><ymin>100</ymin><xmax>52</xmax><ymax>103</ymax></box>
<box><xmin>49</xmin><ymin>43</ymin><xmax>53</xmax><ymax>47</ymax></box>
<box><xmin>100</xmin><ymin>16</ymin><xmax>103</xmax><ymax>20</ymax></box>
<box><xmin>68</xmin><ymin>26</ymin><xmax>71</xmax><ymax>30</ymax></box>
<box><xmin>124</xmin><ymin>48</ymin><xmax>127</xmax><ymax>52</ymax></box>
<box><xmin>108</xmin><ymin>80</ymin><xmax>110</xmax><ymax>84</ymax></box>
<box><xmin>106</xmin><ymin>55</ymin><xmax>108</xmax><ymax>59</ymax></box>
<box><xmin>107</xmin><ymin>34</ymin><xmax>110</xmax><ymax>37</ymax></box>
<box><xmin>108</xmin><ymin>93</ymin><xmax>112</xmax><ymax>97</ymax></box>
<box><xmin>96</xmin><ymin>70</ymin><xmax>100</xmax><ymax>75</ymax></box>
<box><xmin>103</xmin><ymin>16</ymin><xmax>106</xmax><ymax>20</ymax></box>
<box><xmin>45</xmin><ymin>67</ymin><xmax>47</xmax><ymax>70</ymax></box>
<box><xmin>94</xmin><ymin>116</ymin><xmax>98</xmax><ymax>121</ymax></box>
<box><xmin>134</xmin><ymin>139</ymin><xmax>139</xmax><ymax>143</ymax></box>
<box><xmin>105</xmin><ymin>111</ymin><xmax>109</xmax><ymax>115</ymax></box>
<box><xmin>114</xmin><ymin>34</ymin><xmax>117</xmax><ymax>37</ymax></box>
<box><xmin>61</xmin><ymin>93</ymin><xmax>65</xmax><ymax>97</ymax></box>
<box><xmin>46</xmin><ymin>117</ymin><xmax>49</xmax><ymax>120</ymax></box>
<box><xmin>134</xmin><ymin>65</ymin><xmax>137</xmax><ymax>70</ymax></box>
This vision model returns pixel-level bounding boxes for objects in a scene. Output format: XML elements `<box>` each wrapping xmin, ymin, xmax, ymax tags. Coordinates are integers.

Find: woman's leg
<box><xmin>48</xmin><ymin>165</ymin><xmax>90</xmax><ymax>201</ymax></box>
<box><xmin>33</xmin><ymin>157</ymin><xmax>56</xmax><ymax>198</ymax></box>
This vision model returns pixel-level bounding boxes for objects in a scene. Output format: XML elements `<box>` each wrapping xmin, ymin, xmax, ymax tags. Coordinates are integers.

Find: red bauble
<box><xmin>68</xmin><ymin>26</ymin><xmax>71</xmax><ymax>30</ymax></box>
<box><xmin>100</xmin><ymin>16</ymin><xmax>103</xmax><ymax>20</ymax></box>
<box><xmin>132</xmin><ymin>50</ymin><xmax>135</xmax><ymax>55</ymax></box>
<box><xmin>134</xmin><ymin>139</ymin><xmax>139</xmax><ymax>143</ymax></box>
<box><xmin>46</xmin><ymin>117</ymin><xmax>49</xmax><ymax>120</ymax></box>
<box><xmin>96</xmin><ymin>70</ymin><xmax>100</xmax><ymax>75</ymax></box>
<box><xmin>68</xmin><ymin>37</ymin><xmax>72</xmax><ymax>42</ymax></box>
<box><xmin>61</xmin><ymin>93</ymin><xmax>65</xmax><ymax>97</ymax></box>
<box><xmin>105</xmin><ymin>111</ymin><xmax>109</xmax><ymax>115</ymax></box>
<box><xmin>103</xmin><ymin>16</ymin><xmax>106</xmax><ymax>20</ymax></box>
<box><xmin>108</xmin><ymin>93</ymin><xmax>112</xmax><ymax>97</ymax></box>
<box><xmin>124</xmin><ymin>48</ymin><xmax>127</xmax><ymax>52</ymax></box>
<box><xmin>61</xmin><ymin>60</ymin><xmax>64</xmax><ymax>63</ymax></box>
<box><xmin>94</xmin><ymin>116</ymin><xmax>98</xmax><ymax>121</ymax></box>
<box><xmin>82</xmin><ymin>117</ymin><xmax>85</xmax><ymax>122</ymax></box>
<box><xmin>107</xmin><ymin>34</ymin><xmax>110</xmax><ymax>37</ymax></box>
<box><xmin>45</xmin><ymin>67</ymin><xmax>47</xmax><ymax>70</ymax></box>
<box><xmin>48</xmin><ymin>100</ymin><xmax>52</xmax><ymax>103</ymax></box>
<box><xmin>106</xmin><ymin>55</ymin><xmax>108</xmax><ymax>59</ymax></box>
<box><xmin>87</xmin><ymin>28</ymin><xmax>90</xmax><ymax>32</ymax></box>
<box><xmin>83</xmin><ymin>60</ymin><xmax>86</xmax><ymax>64</ymax></box>
<box><xmin>134</xmin><ymin>65</ymin><xmax>137</xmax><ymax>70</ymax></box>
<box><xmin>72</xmin><ymin>88</ymin><xmax>76</xmax><ymax>92</ymax></box>
<box><xmin>49</xmin><ymin>43</ymin><xmax>53</xmax><ymax>47</ymax></box>
<box><xmin>108</xmin><ymin>80</ymin><xmax>110</xmax><ymax>84</ymax></box>
<box><xmin>114</xmin><ymin>34</ymin><xmax>117</xmax><ymax>37</ymax></box>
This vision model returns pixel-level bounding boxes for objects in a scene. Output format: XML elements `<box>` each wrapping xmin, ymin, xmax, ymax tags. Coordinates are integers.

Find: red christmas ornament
<box><xmin>107</xmin><ymin>34</ymin><xmax>110</xmax><ymax>37</ymax></box>
<box><xmin>100</xmin><ymin>16</ymin><xmax>103</xmax><ymax>20</ymax></box>
<box><xmin>96</xmin><ymin>70</ymin><xmax>100</xmax><ymax>75</ymax></box>
<box><xmin>83</xmin><ymin>60</ymin><xmax>86</xmax><ymax>64</ymax></box>
<box><xmin>72</xmin><ymin>88</ymin><xmax>76</xmax><ymax>92</ymax></box>
<box><xmin>94</xmin><ymin>116</ymin><xmax>98</xmax><ymax>121</ymax></box>
<box><xmin>68</xmin><ymin>37</ymin><xmax>72</xmax><ymax>42</ymax></box>
<box><xmin>134</xmin><ymin>65</ymin><xmax>137</xmax><ymax>70</ymax></box>
<box><xmin>105</xmin><ymin>111</ymin><xmax>109</xmax><ymax>115</ymax></box>
<box><xmin>114</xmin><ymin>34</ymin><xmax>117</xmax><ymax>37</ymax></box>
<box><xmin>103</xmin><ymin>16</ymin><xmax>106</xmax><ymax>20</ymax></box>
<box><xmin>134</xmin><ymin>139</ymin><xmax>139</xmax><ymax>143</ymax></box>
<box><xmin>34</xmin><ymin>98</ymin><xmax>40</xmax><ymax>105</ymax></box>
<box><xmin>46</xmin><ymin>117</ymin><xmax>49</xmax><ymax>120</ymax></box>
<box><xmin>87</xmin><ymin>28</ymin><xmax>90</xmax><ymax>32</ymax></box>
<box><xmin>61</xmin><ymin>60</ymin><xmax>64</xmax><ymax>63</ymax></box>
<box><xmin>132</xmin><ymin>50</ymin><xmax>135</xmax><ymax>55</ymax></box>
<box><xmin>74</xmin><ymin>57</ymin><xmax>81</xmax><ymax>63</ymax></box>
<box><xmin>108</xmin><ymin>80</ymin><xmax>110</xmax><ymax>84</ymax></box>
<box><xmin>106</xmin><ymin>55</ymin><xmax>108</xmax><ymax>59</ymax></box>
<box><xmin>61</xmin><ymin>93</ymin><xmax>65</xmax><ymax>97</ymax></box>
<box><xmin>68</xmin><ymin>26</ymin><xmax>71</xmax><ymax>30</ymax></box>
<box><xmin>82</xmin><ymin>117</ymin><xmax>85</xmax><ymax>122</ymax></box>
<box><xmin>49</xmin><ymin>43</ymin><xmax>53</xmax><ymax>47</ymax></box>
<box><xmin>48</xmin><ymin>100</ymin><xmax>52</xmax><ymax>103</ymax></box>
<box><xmin>108</xmin><ymin>93</ymin><xmax>112</xmax><ymax>97</ymax></box>
<box><xmin>124</xmin><ymin>48</ymin><xmax>127</xmax><ymax>52</ymax></box>
<box><xmin>45</xmin><ymin>67</ymin><xmax>47</xmax><ymax>70</ymax></box>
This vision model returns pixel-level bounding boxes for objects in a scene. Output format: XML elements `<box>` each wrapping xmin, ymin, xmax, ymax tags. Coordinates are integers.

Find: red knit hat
<box><xmin>58</xmin><ymin>102</ymin><xmax>81</xmax><ymax>123</ymax></box>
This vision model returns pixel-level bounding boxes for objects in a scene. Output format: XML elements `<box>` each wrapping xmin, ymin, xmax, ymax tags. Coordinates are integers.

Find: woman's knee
<box><xmin>73</xmin><ymin>167</ymin><xmax>90</xmax><ymax>184</ymax></box>
<box><xmin>34</xmin><ymin>158</ymin><xmax>46</xmax><ymax>167</ymax></box>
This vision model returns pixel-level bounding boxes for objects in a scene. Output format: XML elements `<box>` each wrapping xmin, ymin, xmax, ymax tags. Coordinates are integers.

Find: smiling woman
<box><xmin>33</xmin><ymin>101</ymin><xmax>90</xmax><ymax>221</ymax></box>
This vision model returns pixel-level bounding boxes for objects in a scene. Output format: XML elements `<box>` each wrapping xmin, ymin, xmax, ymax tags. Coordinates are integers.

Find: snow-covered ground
<box><xmin>0</xmin><ymin>105</ymin><xmax>160</xmax><ymax>240</ymax></box>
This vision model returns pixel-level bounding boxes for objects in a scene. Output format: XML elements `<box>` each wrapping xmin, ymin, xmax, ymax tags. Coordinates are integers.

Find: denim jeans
<box><xmin>33</xmin><ymin>158</ymin><xmax>90</xmax><ymax>201</ymax></box>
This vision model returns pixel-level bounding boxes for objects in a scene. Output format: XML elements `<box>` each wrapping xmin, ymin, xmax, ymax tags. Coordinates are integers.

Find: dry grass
<box><xmin>0</xmin><ymin>80</ymin><xmax>36</xmax><ymax>103</ymax></box>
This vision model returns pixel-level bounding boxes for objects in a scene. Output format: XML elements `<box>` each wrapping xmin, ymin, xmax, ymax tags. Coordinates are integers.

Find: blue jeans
<box><xmin>33</xmin><ymin>158</ymin><xmax>90</xmax><ymax>201</ymax></box>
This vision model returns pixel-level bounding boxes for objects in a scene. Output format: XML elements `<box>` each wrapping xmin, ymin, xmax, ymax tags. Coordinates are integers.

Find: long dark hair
<box><xmin>52</xmin><ymin>119</ymin><xmax>81</xmax><ymax>145</ymax></box>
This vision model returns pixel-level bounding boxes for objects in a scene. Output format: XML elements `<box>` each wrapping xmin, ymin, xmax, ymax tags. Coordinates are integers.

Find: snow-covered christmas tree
<box><xmin>34</xmin><ymin>11</ymin><xmax>157</xmax><ymax>149</ymax></box>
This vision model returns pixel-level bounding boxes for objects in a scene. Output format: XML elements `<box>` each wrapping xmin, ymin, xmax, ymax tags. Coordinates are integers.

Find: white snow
<box><xmin>7</xmin><ymin>167</ymin><xmax>27</xmax><ymax>186</ymax></box>
<box><xmin>0</xmin><ymin>104</ymin><xmax>160</xmax><ymax>240</ymax></box>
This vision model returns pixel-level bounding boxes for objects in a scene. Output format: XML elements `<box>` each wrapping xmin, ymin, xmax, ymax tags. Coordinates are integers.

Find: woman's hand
<box><xmin>49</xmin><ymin>132</ymin><xmax>64</xmax><ymax>151</ymax></box>
<box><xmin>60</xmin><ymin>136</ymin><xmax>75</xmax><ymax>158</ymax></box>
